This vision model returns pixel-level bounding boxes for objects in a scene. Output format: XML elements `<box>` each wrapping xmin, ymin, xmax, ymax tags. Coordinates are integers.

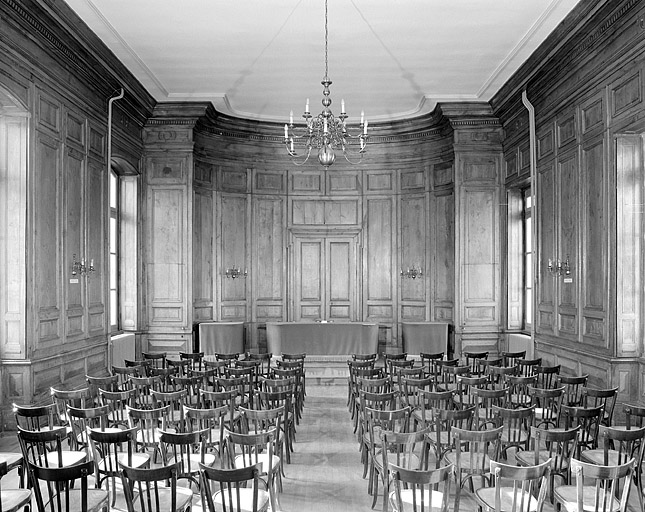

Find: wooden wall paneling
<box><xmin>252</xmin><ymin>195</ymin><xmax>286</xmax><ymax>327</ymax></box>
<box><xmin>34</xmin><ymin>131</ymin><xmax>62</xmax><ymax>348</ymax></box>
<box><xmin>292</xmin><ymin>236</ymin><xmax>323</xmax><ymax>321</ymax></box>
<box><xmin>581</xmin><ymin>135</ymin><xmax>609</xmax><ymax>347</ymax></box>
<box><xmin>399</xmin><ymin>192</ymin><xmax>427</xmax><ymax>321</ymax></box>
<box><xmin>431</xmin><ymin>190</ymin><xmax>455</xmax><ymax>322</ymax></box>
<box><xmin>64</xmin><ymin>146</ymin><xmax>85</xmax><ymax>341</ymax></box>
<box><xmin>615</xmin><ymin>135</ymin><xmax>642</xmax><ymax>357</ymax></box>
<box><xmin>87</xmin><ymin>158</ymin><xmax>106</xmax><ymax>338</ymax></box>
<box><xmin>364</xmin><ymin>196</ymin><xmax>395</xmax><ymax>328</ymax></box>
<box><xmin>537</xmin><ymin>158</ymin><xmax>556</xmax><ymax>335</ymax></box>
<box><xmin>556</xmin><ymin>150</ymin><xmax>579</xmax><ymax>339</ymax></box>
<box><xmin>327</xmin><ymin>236</ymin><xmax>357</xmax><ymax>320</ymax></box>
<box><xmin>327</xmin><ymin>170</ymin><xmax>361</xmax><ymax>195</ymax></box>
<box><xmin>365</xmin><ymin>170</ymin><xmax>396</xmax><ymax>195</ymax></box>
<box><xmin>193</xmin><ymin>185</ymin><xmax>213</xmax><ymax>322</ymax></box>
<box><xmin>0</xmin><ymin>114</ymin><xmax>27</xmax><ymax>359</ymax></box>
<box><xmin>217</xmin><ymin>192</ymin><xmax>249</xmax><ymax>321</ymax></box>
<box><xmin>289</xmin><ymin>170</ymin><xmax>325</xmax><ymax>195</ymax></box>
<box><xmin>455</xmin><ymin>152</ymin><xmax>502</xmax><ymax>355</ymax></box>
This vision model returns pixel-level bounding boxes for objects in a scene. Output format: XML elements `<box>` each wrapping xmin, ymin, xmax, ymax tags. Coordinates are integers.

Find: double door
<box><xmin>290</xmin><ymin>234</ymin><xmax>359</xmax><ymax>322</ymax></box>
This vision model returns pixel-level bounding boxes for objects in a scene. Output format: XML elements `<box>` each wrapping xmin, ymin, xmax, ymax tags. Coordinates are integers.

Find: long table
<box><xmin>198</xmin><ymin>322</ymin><xmax>244</xmax><ymax>355</ymax></box>
<box><xmin>266</xmin><ymin>322</ymin><xmax>379</xmax><ymax>356</ymax></box>
<box><xmin>401</xmin><ymin>322</ymin><xmax>449</xmax><ymax>355</ymax></box>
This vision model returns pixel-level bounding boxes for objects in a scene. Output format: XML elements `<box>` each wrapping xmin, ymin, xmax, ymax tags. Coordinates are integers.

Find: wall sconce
<box><xmin>400</xmin><ymin>266</ymin><xmax>423</xmax><ymax>279</ymax></box>
<box><xmin>71</xmin><ymin>254</ymin><xmax>95</xmax><ymax>276</ymax></box>
<box><xmin>547</xmin><ymin>256</ymin><xmax>571</xmax><ymax>276</ymax></box>
<box><xmin>225</xmin><ymin>266</ymin><xmax>247</xmax><ymax>279</ymax></box>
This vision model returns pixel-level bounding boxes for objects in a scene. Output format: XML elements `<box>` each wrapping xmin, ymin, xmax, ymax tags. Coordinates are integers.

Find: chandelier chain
<box><xmin>324</xmin><ymin>0</ymin><xmax>329</xmax><ymax>79</ymax></box>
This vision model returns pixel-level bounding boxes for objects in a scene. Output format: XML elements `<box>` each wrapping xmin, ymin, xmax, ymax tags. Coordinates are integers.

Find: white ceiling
<box><xmin>64</xmin><ymin>0</ymin><xmax>581</xmax><ymax>123</ymax></box>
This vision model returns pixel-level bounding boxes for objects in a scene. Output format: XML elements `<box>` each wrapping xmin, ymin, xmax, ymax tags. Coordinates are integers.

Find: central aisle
<box><xmin>278</xmin><ymin>385</ymin><xmax>378</xmax><ymax>512</ymax></box>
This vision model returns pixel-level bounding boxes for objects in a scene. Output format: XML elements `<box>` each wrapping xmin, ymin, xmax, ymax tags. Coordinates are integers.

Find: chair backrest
<box><xmin>486</xmin><ymin>459</ymin><xmax>550</xmax><ymax>512</ymax></box>
<box><xmin>529</xmin><ymin>385</ymin><xmax>565</xmax><ymax>429</ymax></box>
<box><xmin>151</xmin><ymin>389</ymin><xmax>187</xmax><ymax>430</ymax></box>
<box><xmin>120</xmin><ymin>461</ymin><xmax>190</xmax><ymax>512</ymax></box>
<box><xmin>464</xmin><ymin>351</ymin><xmax>489</xmax><ymax>376</ymax></box>
<box><xmin>566</xmin><ymin>458</ymin><xmax>634</xmax><ymax>512</ymax></box>
<box><xmin>416</xmin><ymin>389</ymin><xmax>455</xmax><ymax>428</ymax></box>
<box><xmin>183</xmin><ymin>404</ymin><xmax>228</xmax><ymax>459</ymax></box>
<box><xmin>419</xmin><ymin>351</ymin><xmax>445</xmax><ymax>377</ymax></box>
<box><xmin>225</xmin><ymin>428</ymin><xmax>277</xmax><ymax>492</ymax></box>
<box><xmin>429</xmin><ymin>405</ymin><xmax>476</xmax><ymax>461</ymax></box>
<box><xmin>528</xmin><ymin>426</ymin><xmax>579</xmax><ymax>483</ymax></box>
<box><xmin>245</xmin><ymin>352</ymin><xmax>273</xmax><ymax>377</ymax></box>
<box><xmin>597</xmin><ymin>425</ymin><xmax>645</xmax><ymax>466</ymax></box>
<box><xmin>381</xmin><ymin>427</ymin><xmax>432</xmax><ymax>472</ymax></box>
<box><xmin>13</xmin><ymin>402</ymin><xmax>57</xmax><ymax>431</ymax></box>
<box><xmin>452</xmin><ymin>426</ymin><xmax>503</xmax><ymax>487</ymax></box>
<box><xmin>281</xmin><ymin>352</ymin><xmax>306</xmax><ymax>361</ymax></box>
<box><xmin>557</xmin><ymin>374</ymin><xmax>589</xmax><ymax>406</ymax></box>
<box><xmin>455</xmin><ymin>375</ymin><xmax>488</xmax><ymax>408</ymax></box>
<box><xmin>180</xmin><ymin>351</ymin><xmax>205</xmax><ymax>372</ymax></box>
<box><xmin>516</xmin><ymin>358</ymin><xmax>542</xmax><ymax>377</ymax></box>
<box><xmin>492</xmin><ymin>405</ymin><xmax>535</xmax><ymax>457</ymax></box>
<box><xmin>399</xmin><ymin>376</ymin><xmax>434</xmax><ymax>409</ymax></box>
<box><xmin>506</xmin><ymin>375</ymin><xmax>537</xmax><ymax>408</ymax></box>
<box><xmin>624</xmin><ymin>403</ymin><xmax>645</xmax><ymax>429</ymax></box>
<box><xmin>473</xmin><ymin>387</ymin><xmax>509</xmax><ymax>430</ymax></box>
<box><xmin>534</xmin><ymin>364</ymin><xmax>561</xmax><ymax>389</ymax></box>
<box><xmin>501</xmin><ymin>350</ymin><xmax>526</xmax><ymax>368</ymax></box>
<box><xmin>99</xmin><ymin>388</ymin><xmax>135</xmax><ymax>429</ymax></box>
<box><xmin>86</xmin><ymin>374</ymin><xmax>119</xmax><ymax>398</ymax></box>
<box><xmin>582</xmin><ymin>386</ymin><xmax>618</xmax><ymax>426</ymax></box>
<box><xmin>199</xmin><ymin>462</ymin><xmax>271</xmax><ymax>512</ymax></box>
<box><xmin>50</xmin><ymin>386</ymin><xmax>92</xmax><ymax>426</ymax></box>
<box><xmin>149</xmin><ymin>367</ymin><xmax>180</xmax><ymax>392</ymax></box>
<box><xmin>31</xmin><ymin>459</ymin><xmax>105</xmax><ymax>512</ymax></box>
<box><xmin>17</xmin><ymin>425</ymin><xmax>68</xmax><ymax>470</ymax></box>
<box><xmin>142</xmin><ymin>351</ymin><xmax>167</xmax><ymax>369</ymax></box>
<box><xmin>353</xmin><ymin>353</ymin><xmax>378</xmax><ymax>361</ymax></box>
<box><xmin>66</xmin><ymin>404</ymin><xmax>110</xmax><ymax>452</ymax></box>
<box><xmin>560</xmin><ymin>404</ymin><xmax>602</xmax><ymax>454</ymax></box>
<box><xmin>159</xmin><ymin>428</ymin><xmax>209</xmax><ymax>487</ymax></box>
<box><xmin>389</xmin><ymin>463</ymin><xmax>453</xmax><ymax>512</ymax></box>
<box><xmin>488</xmin><ymin>365</ymin><xmax>519</xmax><ymax>390</ymax></box>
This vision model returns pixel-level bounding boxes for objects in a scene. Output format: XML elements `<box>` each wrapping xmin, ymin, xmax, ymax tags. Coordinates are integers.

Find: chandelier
<box><xmin>283</xmin><ymin>0</ymin><xmax>368</xmax><ymax>168</ymax></box>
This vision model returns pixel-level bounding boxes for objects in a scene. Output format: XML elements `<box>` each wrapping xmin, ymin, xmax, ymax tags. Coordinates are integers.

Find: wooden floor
<box><xmin>2</xmin><ymin>386</ymin><xmax>643</xmax><ymax>512</ymax></box>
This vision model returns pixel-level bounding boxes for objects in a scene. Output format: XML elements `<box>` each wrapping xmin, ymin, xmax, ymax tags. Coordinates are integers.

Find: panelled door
<box><xmin>291</xmin><ymin>234</ymin><xmax>358</xmax><ymax>321</ymax></box>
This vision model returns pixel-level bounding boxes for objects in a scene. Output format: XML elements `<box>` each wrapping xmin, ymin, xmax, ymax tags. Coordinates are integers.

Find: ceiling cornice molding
<box><xmin>2</xmin><ymin>0</ymin><xmax>156</xmax><ymax>123</ymax></box>
<box><xmin>490</xmin><ymin>0</ymin><xmax>639</xmax><ymax>115</ymax></box>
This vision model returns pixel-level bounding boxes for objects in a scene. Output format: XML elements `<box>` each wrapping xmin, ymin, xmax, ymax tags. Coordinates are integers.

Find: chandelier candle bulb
<box><xmin>364</xmin><ymin>120</ymin><xmax>368</xmax><ymax>135</ymax></box>
<box><xmin>284</xmin><ymin>124</ymin><xmax>288</xmax><ymax>139</ymax></box>
<box><xmin>290</xmin><ymin>111</ymin><xmax>293</xmax><ymax>125</ymax></box>
<box><xmin>361</xmin><ymin>110</ymin><xmax>364</xmax><ymax>124</ymax></box>
<box><xmin>341</xmin><ymin>99</ymin><xmax>345</xmax><ymax>113</ymax></box>
<box><xmin>305</xmin><ymin>98</ymin><xmax>309</xmax><ymax>113</ymax></box>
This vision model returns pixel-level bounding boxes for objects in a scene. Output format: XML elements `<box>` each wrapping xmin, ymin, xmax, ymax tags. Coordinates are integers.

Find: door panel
<box><xmin>293</xmin><ymin>235</ymin><xmax>357</xmax><ymax>321</ymax></box>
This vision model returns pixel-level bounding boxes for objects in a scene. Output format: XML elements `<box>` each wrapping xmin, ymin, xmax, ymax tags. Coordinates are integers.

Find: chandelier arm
<box><xmin>341</xmin><ymin>151</ymin><xmax>366</xmax><ymax>166</ymax></box>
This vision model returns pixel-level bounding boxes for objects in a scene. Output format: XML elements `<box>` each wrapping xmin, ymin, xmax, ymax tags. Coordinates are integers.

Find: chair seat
<box><xmin>0</xmin><ymin>453</ymin><xmax>23</xmax><ymax>473</ymax></box>
<box><xmin>97</xmin><ymin>452</ymin><xmax>150</xmax><ymax>473</ymax></box>
<box><xmin>1</xmin><ymin>488</ymin><xmax>32</xmax><ymax>512</ymax></box>
<box><xmin>553</xmin><ymin>485</ymin><xmax>622</xmax><ymax>512</ymax></box>
<box><xmin>374</xmin><ymin>451</ymin><xmax>420</xmax><ymax>473</ymax></box>
<box><xmin>388</xmin><ymin>488</ymin><xmax>447</xmax><ymax>512</ymax></box>
<box><xmin>515</xmin><ymin>450</ymin><xmax>566</xmax><ymax>470</ymax></box>
<box><xmin>131</xmin><ymin>486</ymin><xmax>192</xmax><ymax>512</ymax></box>
<box><xmin>234</xmin><ymin>454</ymin><xmax>280</xmax><ymax>475</ymax></box>
<box><xmin>475</xmin><ymin>487</ymin><xmax>540</xmax><ymax>512</ymax></box>
<box><xmin>443</xmin><ymin>451</ymin><xmax>491</xmax><ymax>472</ymax></box>
<box><xmin>178</xmin><ymin>452</ymin><xmax>217</xmax><ymax>472</ymax></box>
<box><xmin>209</xmin><ymin>487</ymin><xmax>270</xmax><ymax>512</ymax></box>
<box><xmin>46</xmin><ymin>450</ymin><xmax>87</xmax><ymax>468</ymax></box>
<box><xmin>43</xmin><ymin>489</ymin><xmax>109</xmax><ymax>512</ymax></box>
<box><xmin>579</xmin><ymin>449</ymin><xmax>624</xmax><ymax>467</ymax></box>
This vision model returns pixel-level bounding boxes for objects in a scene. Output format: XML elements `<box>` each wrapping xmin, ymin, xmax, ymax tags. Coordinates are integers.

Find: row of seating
<box><xmin>346</xmin><ymin>351</ymin><xmax>642</xmax><ymax>512</ymax></box>
<box><xmin>6</xmin><ymin>350</ymin><xmax>306</xmax><ymax>512</ymax></box>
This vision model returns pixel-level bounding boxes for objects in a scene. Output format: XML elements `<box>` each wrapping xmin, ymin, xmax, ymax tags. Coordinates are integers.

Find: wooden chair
<box><xmin>506</xmin><ymin>375</ymin><xmax>537</xmax><ymax>409</ymax></box>
<box><xmin>529</xmin><ymin>385</ymin><xmax>564</xmax><ymax>429</ymax></box>
<box><xmin>579</xmin><ymin>425</ymin><xmax>645</xmax><ymax>512</ymax></box>
<box><xmin>474</xmin><ymin>459</ymin><xmax>551</xmax><ymax>512</ymax></box>
<box><xmin>0</xmin><ymin>460</ymin><xmax>31</xmax><ymax>512</ymax></box>
<box><xmin>516</xmin><ymin>358</ymin><xmax>542</xmax><ymax>377</ymax></box>
<box><xmin>183</xmin><ymin>404</ymin><xmax>228</xmax><ymax>460</ymax></box>
<box><xmin>515</xmin><ymin>426</ymin><xmax>579</xmax><ymax>503</ymax></box>
<box><xmin>85</xmin><ymin>374</ymin><xmax>119</xmax><ymax>401</ymax></box>
<box><xmin>50</xmin><ymin>386</ymin><xmax>92</xmax><ymax>432</ymax></box>
<box><xmin>254</xmin><ymin>390</ymin><xmax>296</xmax><ymax>463</ymax></box>
<box><xmin>443</xmin><ymin>426</ymin><xmax>502</xmax><ymax>512</ymax></box>
<box><xmin>119</xmin><ymin>461</ymin><xmax>193</xmax><ymax>512</ymax></box>
<box><xmin>488</xmin><ymin>365</ymin><xmax>518</xmax><ymax>390</ymax></box>
<box><xmin>180</xmin><ymin>351</ymin><xmax>204</xmax><ymax>372</ymax></box>
<box><xmin>159</xmin><ymin>428</ymin><xmax>216</xmax><ymax>489</ymax></box>
<box><xmin>354</xmin><ymin>353</ymin><xmax>379</xmax><ymax>362</ymax></box>
<box><xmin>582</xmin><ymin>386</ymin><xmax>618</xmax><ymax>427</ymax></box>
<box><xmin>225</xmin><ymin>428</ymin><xmax>280</xmax><ymax>511</ymax></box>
<box><xmin>129</xmin><ymin>375</ymin><xmax>163</xmax><ymax>409</ymax></box>
<box><xmin>98</xmin><ymin>388</ymin><xmax>135</xmax><ymax>429</ymax></box>
<box><xmin>66</xmin><ymin>404</ymin><xmax>111</xmax><ymax>452</ymax></box>
<box><xmin>557</xmin><ymin>374</ymin><xmax>588</xmax><ymax>407</ymax></box>
<box><xmin>17</xmin><ymin>425</ymin><xmax>87</xmax><ymax>480</ymax></box>
<box><xmin>376</xmin><ymin>428</ymin><xmax>432</xmax><ymax>512</ymax></box>
<box><xmin>398</xmin><ymin>376</ymin><xmax>434</xmax><ymax>411</ymax></box>
<box><xmin>553</xmin><ymin>458</ymin><xmax>634</xmax><ymax>512</ymax></box>
<box><xmin>200</xmin><ymin>389</ymin><xmax>241</xmax><ymax>431</ymax></box>
<box><xmin>12</xmin><ymin>403</ymin><xmax>57</xmax><ymax>432</ymax></box>
<box><xmin>142</xmin><ymin>351</ymin><xmax>167</xmax><ymax>370</ymax></box>
<box><xmin>31</xmin><ymin>459</ymin><xmax>108</xmax><ymax>512</ymax></box>
<box><xmin>473</xmin><ymin>387</ymin><xmax>509</xmax><ymax>431</ymax></box>
<box><xmin>88</xmin><ymin>426</ymin><xmax>150</xmax><ymax>510</ymax></box>
<box><xmin>463</xmin><ymin>351</ymin><xmax>489</xmax><ymax>376</ymax></box>
<box><xmin>419</xmin><ymin>352</ymin><xmax>445</xmax><ymax>378</ymax></box>
<box><xmin>437</xmin><ymin>365</ymin><xmax>470</xmax><ymax>393</ymax></box>
<box><xmin>454</xmin><ymin>375</ymin><xmax>488</xmax><ymax>409</ymax></box>
<box><xmin>149</xmin><ymin>367</ymin><xmax>180</xmax><ymax>392</ymax></box>
<box><xmin>388</xmin><ymin>463</ymin><xmax>453</xmax><ymax>512</ymax></box>
<box><xmin>126</xmin><ymin>405</ymin><xmax>170</xmax><ymax>463</ymax></box>
<box><xmin>427</xmin><ymin>405</ymin><xmax>476</xmax><ymax>467</ymax></box>
<box><xmin>534</xmin><ymin>364</ymin><xmax>561</xmax><ymax>389</ymax></box>
<box><xmin>171</xmin><ymin>375</ymin><xmax>202</xmax><ymax>408</ymax></box>
<box><xmin>199</xmin><ymin>462</ymin><xmax>272</xmax><ymax>512</ymax></box>
<box><xmin>624</xmin><ymin>403</ymin><xmax>645</xmax><ymax>429</ymax></box>
<box><xmin>413</xmin><ymin>389</ymin><xmax>455</xmax><ymax>430</ymax></box>
<box><xmin>112</xmin><ymin>364</ymin><xmax>143</xmax><ymax>390</ymax></box>
<box><xmin>492</xmin><ymin>405</ymin><xmax>534</xmax><ymax>459</ymax></box>
<box><xmin>0</xmin><ymin>453</ymin><xmax>25</xmax><ymax>491</ymax></box>
<box><xmin>245</xmin><ymin>352</ymin><xmax>273</xmax><ymax>378</ymax></box>
<box><xmin>560</xmin><ymin>404</ymin><xmax>602</xmax><ymax>457</ymax></box>
<box><xmin>151</xmin><ymin>389</ymin><xmax>187</xmax><ymax>431</ymax></box>
<box><xmin>501</xmin><ymin>350</ymin><xmax>526</xmax><ymax>368</ymax></box>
